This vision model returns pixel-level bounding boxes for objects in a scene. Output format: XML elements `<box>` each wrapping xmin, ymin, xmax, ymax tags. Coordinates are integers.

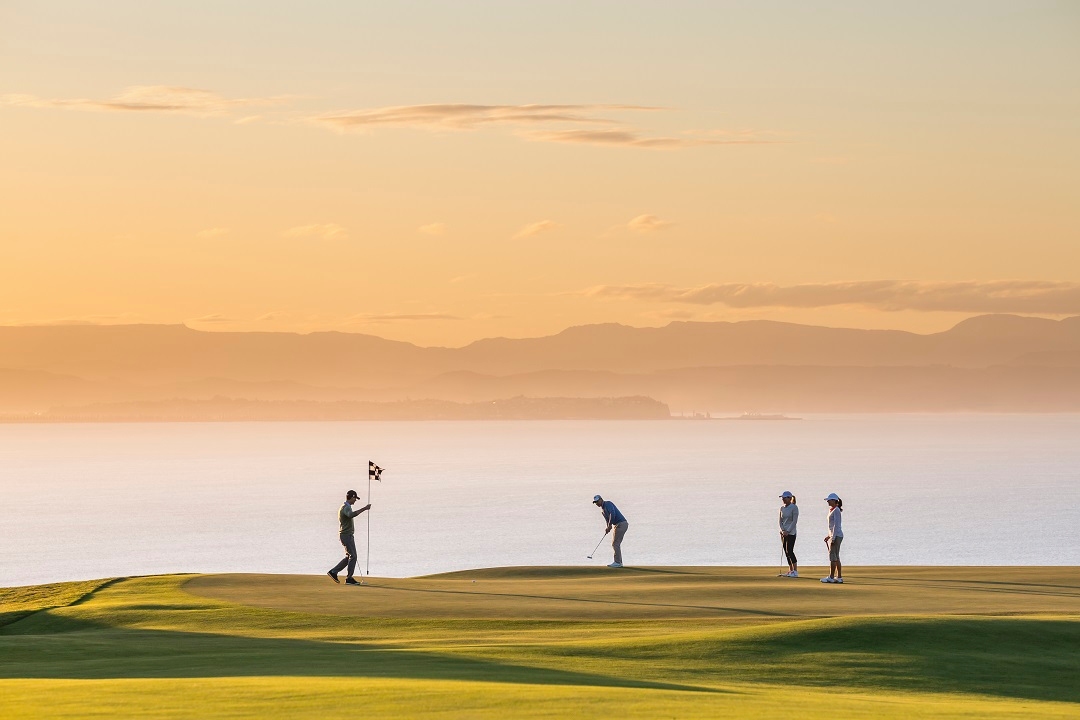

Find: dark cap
<box><xmin>346</xmin><ymin>490</ymin><xmax>358</xmax><ymax>498</ymax></box>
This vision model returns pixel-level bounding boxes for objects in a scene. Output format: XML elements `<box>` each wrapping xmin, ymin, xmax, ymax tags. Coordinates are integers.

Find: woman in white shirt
<box><xmin>778</xmin><ymin>491</ymin><xmax>799</xmax><ymax>577</ymax></box>
<box><xmin>822</xmin><ymin>493</ymin><xmax>844</xmax><ymax>584</ymax></box>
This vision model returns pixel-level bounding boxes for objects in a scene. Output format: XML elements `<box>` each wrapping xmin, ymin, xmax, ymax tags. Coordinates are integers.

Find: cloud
<box><xmin>513</xmin><ymin>220</ymin><xmax>559</xmax><ymax>240</ymax></box>
<box><xmin>626</xmin><ymin>214</ymin><xmax>674</xmax><ymax>233</ymax></box>
<box><xmin>195</xmin><ymin>227</ymin><xmax>229</xmax><ymax>239</ymax></box>
<box><xmin>648</xmin><ymin>309</ymin><xmax>697</xmax><ymax>320</ymax></box>
<box><xmin>309</xmin><ymin>102</ymin><xmax>780</xmax><ymax>150</ymax></box>
<box><xmin>2</xmin><ymin>86</ymin><xmax>286</xmax><ymax>117</ymax></box>
<box><xmin>187</xmin><ymin>314</ymin><xmax>235</xmax><ymax>324</ymax></box>
<box><xmin>343</xmin><ymin>312</ymin><xmax>461</xmax><ymax>323</ymax></box>
<box><xmin>581</xmin><ymin>280</ymin><xmax>1080</xmax><ymax>314</ymax></box>
<box><xmin>12</xmin><ymin>313</ymin><xmax>146</xmax><ymax>326</ymax></box>
<box><xmin>310</xmin><ymin>103</ymin><xmax>658</xmax><ymax>132</ymax></box>
<box><xmin>282</xmin><ymin>223</ymin><xmax>347</xmax><ymax>240</ymax></box>
<box><xmin>528</xmin><ymin>129</ymin><xmax>779</xmax><ymax>149</ymax></box>
<box><xmin>418</xmin><ymin>222</ymin><xmax>447</xmax><ymax>236</ymax></box>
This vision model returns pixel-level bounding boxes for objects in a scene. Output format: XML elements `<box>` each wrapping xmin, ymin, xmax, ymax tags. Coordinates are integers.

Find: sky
<box><xmin>1</xmin><ymin>1</ymin><xmax>1078</xmax><ymax>346</ymax></box>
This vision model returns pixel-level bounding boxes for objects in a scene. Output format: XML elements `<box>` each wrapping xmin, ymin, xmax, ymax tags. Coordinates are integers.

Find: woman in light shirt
<box><xmin>822</xmin><ymin>493</ymin><xmax>844</xmax><ymax>584</ymax></box>
<box><xmin>778</xmin><ymin>491</ymin><xmax>799</xmax><ymax>577</ymax></box>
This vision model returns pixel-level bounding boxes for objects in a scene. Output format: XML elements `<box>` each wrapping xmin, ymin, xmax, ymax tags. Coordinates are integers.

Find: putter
<box><xmin>778</xmin><ymin>537</ymin><xmax>788</xmax><ymax>576</ymax></box>
<box><xmin>586</xmin><ymin>530</ymin><xmax>609</xmax><ymax>559</ymax></box>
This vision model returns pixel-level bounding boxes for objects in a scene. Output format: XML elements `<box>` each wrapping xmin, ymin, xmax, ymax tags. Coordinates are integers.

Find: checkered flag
<box><xmin>369</xmin><ymin>461</ymin><xmax>383</xmax><ymax>482</ymax></box>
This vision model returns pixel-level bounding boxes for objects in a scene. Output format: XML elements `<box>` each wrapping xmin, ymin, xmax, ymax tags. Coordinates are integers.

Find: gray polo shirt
<box><xmin>779</xmin><ymin>504</ymin><xmax>799</xmax><ymax>535</ymax></box>
<box><xmin>339</xmin><ymin>502</ymin><xmax>355</xmax><ymax>535</ymax></box>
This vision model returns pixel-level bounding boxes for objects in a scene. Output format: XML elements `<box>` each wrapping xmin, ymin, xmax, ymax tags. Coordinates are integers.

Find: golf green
<box><xmin>2</xmin><ymin>567</ymin><xmax>1078</xmax><ymax>718</ymax></box>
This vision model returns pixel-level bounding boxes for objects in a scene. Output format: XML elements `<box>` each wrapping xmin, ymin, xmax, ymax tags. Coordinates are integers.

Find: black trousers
<box><xmin>783</xmin><ymin>534</ymin><xmax>797</xmax><ymax>565</ymax></box>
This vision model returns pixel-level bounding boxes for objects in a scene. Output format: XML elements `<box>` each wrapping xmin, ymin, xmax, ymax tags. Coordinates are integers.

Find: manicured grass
<box><xmin>0</xmin><ymin>578</ymin><xmax>114</xmax><ymax>628</ymax></box>
<box><xmin>1</xmin><ymin>568</ymin><xmax>1078</xmax><ymax>718</ymax></box>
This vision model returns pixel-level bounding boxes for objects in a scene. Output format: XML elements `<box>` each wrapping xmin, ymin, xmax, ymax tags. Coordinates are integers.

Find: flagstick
<box><xmin>364</xmin><ymin>472</ymin><xmax>371</xmax><ymax>584</ymax></box>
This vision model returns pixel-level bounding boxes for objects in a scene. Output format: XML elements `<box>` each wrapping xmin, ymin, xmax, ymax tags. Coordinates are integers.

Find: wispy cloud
<box><xmin>343</xmin><ymin>312</ymin><xmax>461</xmax><ymax>323</ymax></box>
<box><xmin>5</xmin><ymin>90</ymin><xmax>784</xmax><ymax>150</ymax></box>
<box><xmin>195</xmin><ymin>227</ymin><xmax>229</xmax><ymax>239</ymax></box>
<box><xmin>527</xmin><ymin>129</ymin><xmax>775</xmax><ymax>149</ymax></box>
<box><xmin>310</xmin><ymin>102</ymin><xmax>780</xmax><ymax>150</ymax></box>
<box><xmin>187</xmin><ymin>313</ymin><xmax>236</xmax><ymax>324</ymax></box>
<box><xmin>310</xmin><ymin>103</ymin><xmax>658</xmax><ymax>132</ymax></box>
<box><xmin>282</xmin><ymin>223</ymin><xmax>347</xmax><ymax>240</ymax></box>
<box><xmin>513</xmin><ymin>220</ymin><xmax>559</xmax><ymax>240</ymax></box>
<box><xmin>418</xmin><ymin>222</ymin><xmax>447</xmax><ymax>236</ymax></box>
<box><xmin>12</xmin><ymin>313</ymin><xmax>147</xmax><ymax>326</ymax></box>
<box><xmin>626</xmin><ymin>214</ymin><xmax>674</xmax><ymax>233</ymax></box>
<box><xmin>2</xmin><ymin>86</ymin><xmax>287</xmax><ymax>117</ymax></box>
<box><xmin>581</xmin><ymin>280</ymin><xmax>1080</xmax><ymax>314</ymax></box>
<box><xmin>644</xmin><ymin>309</ymin><xmax>698</xmax><ymax>320</ymax></box>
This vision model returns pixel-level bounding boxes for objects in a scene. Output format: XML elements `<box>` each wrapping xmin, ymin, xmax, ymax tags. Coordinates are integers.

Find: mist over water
<box><xmin>2</xmin><ymin>415</ymin><xmax>1078</xmax><ymax>587</ymax></box>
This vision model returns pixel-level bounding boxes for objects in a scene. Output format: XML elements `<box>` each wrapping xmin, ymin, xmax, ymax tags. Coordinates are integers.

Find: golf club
<box><xmin>586</xmin><ymin>530</ymin><xmax>609</xmax><ymax>559</ymax></box>
<box><xmin>779</xmin><ymin>536</ymin><xmax>787</xmax><ymax>576</ymax></box>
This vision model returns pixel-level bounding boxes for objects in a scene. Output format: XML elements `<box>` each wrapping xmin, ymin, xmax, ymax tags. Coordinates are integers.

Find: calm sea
<box><xmin>2</xmin><ymin>415</ymin><xmax>1078</xmax><ymax>587</ymax></box>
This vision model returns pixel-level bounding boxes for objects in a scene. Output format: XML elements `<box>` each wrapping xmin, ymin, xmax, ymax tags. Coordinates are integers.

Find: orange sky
<box><xmin>2</xmin><ymin>2</ymin><xmax>1078</xmax><ymax>346</ymax></box>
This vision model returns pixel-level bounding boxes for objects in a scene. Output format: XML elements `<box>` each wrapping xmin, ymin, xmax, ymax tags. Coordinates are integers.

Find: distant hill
<box><xmin>1</xmin><ymin>315</ymin><xmax>1079</xmax><ymax>415</ymax></box>
<box><xmin>23</xmin><ymin>395</ymin><xmax>670</xmax><ymax>422</ymax></box>
<box><xmin>1</xmin><ymin>315</ymin><xmax>1078</xmax><ymax>384</ymax></box>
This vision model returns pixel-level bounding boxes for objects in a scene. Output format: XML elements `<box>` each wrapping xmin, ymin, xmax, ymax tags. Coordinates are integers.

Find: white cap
<box><xmin>779</xmin><ymin>491</ymin><xmax>793</xmax><ymax>498</ymax></box>
<box><xmin>593</xmin><ymin>495</ymin><xmax>603</xmax><ymax>503</ymax></box>
<box><xmin>825</xmin><ymin>492</ymin><xmax>840</xmax><ymax>501</ymax></box>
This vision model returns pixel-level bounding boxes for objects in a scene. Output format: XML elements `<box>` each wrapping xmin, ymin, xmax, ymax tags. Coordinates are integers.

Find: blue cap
<box><xmin>779</xmin><ymin>491</ymin><xmax>793</xmax><ymax>498</ymax></box>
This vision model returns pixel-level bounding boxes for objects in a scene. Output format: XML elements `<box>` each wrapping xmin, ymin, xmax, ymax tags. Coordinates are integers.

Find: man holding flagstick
<box><xmin>327</xmin><ymin>489</ymin><xmax>371</xmax><ymax>586</ymax></box>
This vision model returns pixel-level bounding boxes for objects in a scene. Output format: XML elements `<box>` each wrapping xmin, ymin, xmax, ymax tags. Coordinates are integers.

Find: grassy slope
<box><xmin>1</xmin><ymin>567</ymin><xmax>1078</xmax><ymax>719</ymax></box>
<box><xmin>0</xmin><ymin>578</ymin><xmax>114</xmax><ymax>628</ymax></box>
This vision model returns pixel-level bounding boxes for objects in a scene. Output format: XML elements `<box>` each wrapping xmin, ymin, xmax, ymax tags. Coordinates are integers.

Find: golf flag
<box><xmin>369</xmin><ymin>461</ymin><xmax>383</xmax><ymax>482</ymax></box>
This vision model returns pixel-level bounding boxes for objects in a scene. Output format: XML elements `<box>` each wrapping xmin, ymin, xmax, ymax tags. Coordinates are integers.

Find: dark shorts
<box><xmin>829</xmin><ymin>536</ymin><xmax>843</xmax><ymax>561</ymax></box>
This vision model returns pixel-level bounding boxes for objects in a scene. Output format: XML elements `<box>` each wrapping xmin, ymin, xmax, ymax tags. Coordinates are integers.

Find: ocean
<box><xmin>2</xmin><ymin>415</ymin><xmax>1078</xmax><ymax>587</ymax></box>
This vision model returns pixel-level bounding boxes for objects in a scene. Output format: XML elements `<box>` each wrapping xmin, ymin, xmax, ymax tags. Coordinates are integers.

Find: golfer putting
<box><xmin>592</xmin><ymin>494</ymin><xmax>628</xmax><ymax>568</ymax></box>
<box><xmin>327</xmin><ymin>490</ymin><xmax>371</xmax><ymax>586</ymax></box>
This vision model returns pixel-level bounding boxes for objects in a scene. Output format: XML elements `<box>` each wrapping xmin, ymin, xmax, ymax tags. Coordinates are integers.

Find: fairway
<box><xmin>2</xmin><ymin>567</ymin><xmax>1079</xmax><ymax>719</ymax></box>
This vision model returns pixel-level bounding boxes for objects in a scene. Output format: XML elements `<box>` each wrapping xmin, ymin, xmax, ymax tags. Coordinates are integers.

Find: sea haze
<box><xmin>2</xmin><ymin>415</ymin><xmax>1078</xmax><ymax>587</ymax></box>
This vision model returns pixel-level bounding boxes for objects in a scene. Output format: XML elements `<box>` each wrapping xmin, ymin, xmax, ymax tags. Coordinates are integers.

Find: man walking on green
<box><xmin>593</xmin><ymin>494</ymin><xmax>628</xmax><ymax>568</ymax></box>
<box><xmin>328</xmin><ymin>490</ymin><xmax>371</xmax><ymax>585</ymax></box>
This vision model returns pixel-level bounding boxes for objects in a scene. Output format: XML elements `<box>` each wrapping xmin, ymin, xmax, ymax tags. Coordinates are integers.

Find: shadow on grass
<box><xmin>854</xmin><ymin>576</ymin><xmax>1080</xmax><ymax>598</ymax></box>
<box><xmin>428</xmin><ymin>566</ymin><xmax>708</xmax><ymax>580</ymax></box>
<box><xmin>366</xmin><ymin>582</ymin><xmax>794</xmax><ymax>617</ymax></box>
<box><xmin>0</xmin><ymin>578</ymin><xmax>122</xmax><ymax>630</ymax></box>
<box><xmin>0</xmin><ymin>611</ymin><xmax>34</xmax><ymax>628</ymax></box>
<box><xmin>0</xmin><ymin>614</ymin><xmax>718</xmax><ymax>693</ymax></box>
<box><xmin>569</xmin><ymin>616</ymin><xmax>1080</xmax><ymax>704</ymax></box>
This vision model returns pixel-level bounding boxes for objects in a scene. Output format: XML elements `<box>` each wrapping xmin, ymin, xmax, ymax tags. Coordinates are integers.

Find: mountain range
<box><xmin>1</xmin><ymin>314</ymin><xmax>1078</xmax><ymax>415</ymax></box>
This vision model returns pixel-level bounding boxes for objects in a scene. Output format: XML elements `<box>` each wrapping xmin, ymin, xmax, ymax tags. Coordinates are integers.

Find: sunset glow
<box><xmin>2</xmin><ymin>2</ymin><xmax>1078</xmax><ymax>345</ymax></box>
